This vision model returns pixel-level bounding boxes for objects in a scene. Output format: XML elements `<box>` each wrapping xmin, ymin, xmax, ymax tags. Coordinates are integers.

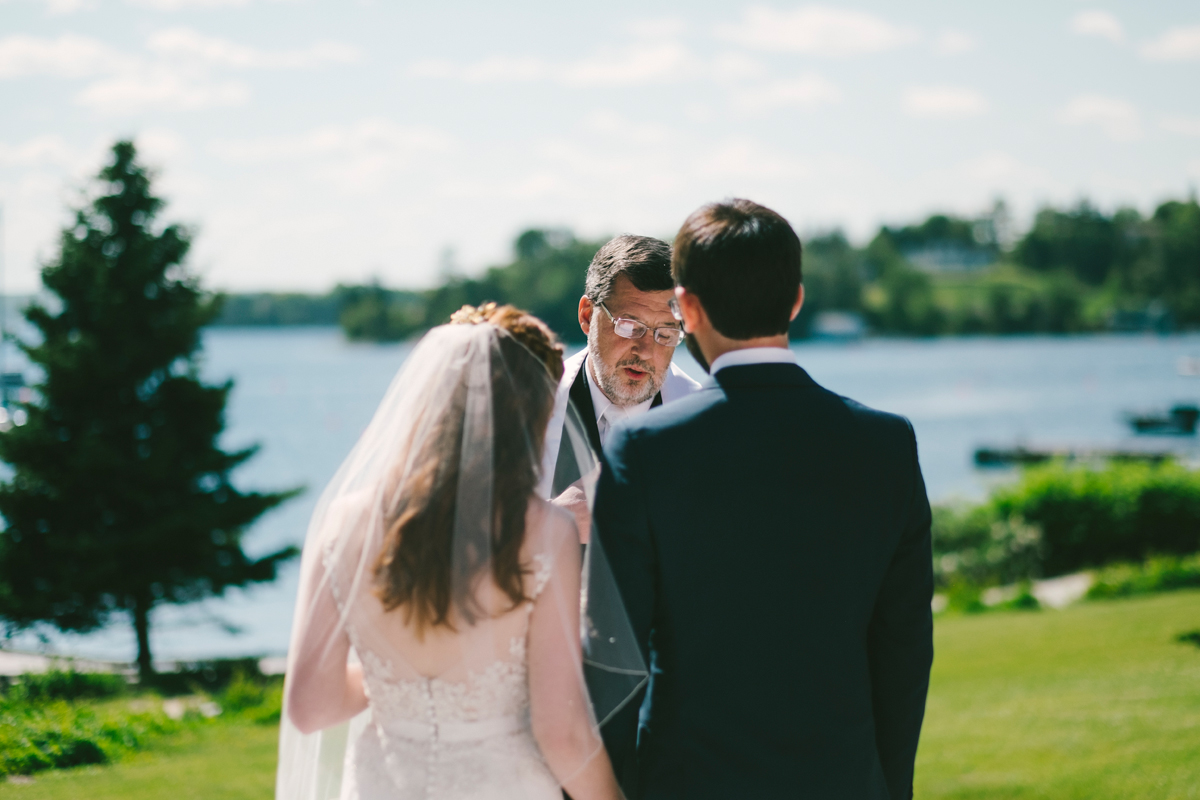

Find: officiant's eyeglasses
<box><xmin>596</xmin><ymin>303</ymin><xmax>685</xmax><ymax>347</ymax></box>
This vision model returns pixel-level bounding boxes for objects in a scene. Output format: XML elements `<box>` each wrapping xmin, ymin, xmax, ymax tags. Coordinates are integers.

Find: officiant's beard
<box><xmin>588</xmin><ymin>329</ymin><xmax>664</xmax><ymax>407</ymax></box>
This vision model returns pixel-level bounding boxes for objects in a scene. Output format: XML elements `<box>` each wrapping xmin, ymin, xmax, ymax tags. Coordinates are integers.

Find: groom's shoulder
<box><xmin>622</xmin><ymin>382</ymin><xmax>725</xmax><ymax>440</ymax></box>
<box><xmin>830</xmin><ymin>391</ymin><xmax>916</xmax><ymax>443</ymax></box>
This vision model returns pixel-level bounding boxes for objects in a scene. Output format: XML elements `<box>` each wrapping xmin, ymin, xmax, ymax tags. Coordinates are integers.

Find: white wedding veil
<box><xmin>276</xmin><ymin>310</ymin><xmax>647</xmax><ymax>800</ymax></box>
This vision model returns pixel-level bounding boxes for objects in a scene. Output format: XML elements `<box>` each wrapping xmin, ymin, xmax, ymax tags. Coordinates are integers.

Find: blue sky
<box><xmin>0</xmin><ymin>0</ymin><xmax>1197</xmax><ymax>293</ymax></box>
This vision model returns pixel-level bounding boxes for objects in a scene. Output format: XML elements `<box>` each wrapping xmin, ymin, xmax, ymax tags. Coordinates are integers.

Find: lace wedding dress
<box><xmin>332</xmin><ymin>545</ymin><xmax>562</xmax><ymax>800</ymax></box>
<box><xmin>276</xmin><ymin>321</ymin><xmax>645</xmax><ymax>800</ymax></box>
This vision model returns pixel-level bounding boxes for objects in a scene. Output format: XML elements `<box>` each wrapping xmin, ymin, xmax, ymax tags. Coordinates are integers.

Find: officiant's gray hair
<box><xmin>584</xmin><ymin>234</ymin><xmax>673</xmax><ymax>305</ymax></box>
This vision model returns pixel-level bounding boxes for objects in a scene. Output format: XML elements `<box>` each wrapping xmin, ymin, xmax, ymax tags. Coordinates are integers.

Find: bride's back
<box><xmin>281</xmin><ymin>307</ymin><xmax>633</xmax><ymax>800</ymax></box>
<box><xmin>335</xmin><ymin>495</ymin><xmax>574</xmax><ymax>685</ymax></box>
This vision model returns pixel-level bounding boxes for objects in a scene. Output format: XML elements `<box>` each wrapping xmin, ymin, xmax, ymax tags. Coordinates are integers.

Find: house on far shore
<box><xmin>903</xmin><ymin>241</ymin><xmax>996</xmax><ymax>273</ymax></box>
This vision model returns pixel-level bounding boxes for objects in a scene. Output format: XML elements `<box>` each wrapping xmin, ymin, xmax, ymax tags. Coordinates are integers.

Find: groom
<box><xmin>589</xmin><ymin>199</ymin><xmax>934</xmax><ymax>799</ymax></box>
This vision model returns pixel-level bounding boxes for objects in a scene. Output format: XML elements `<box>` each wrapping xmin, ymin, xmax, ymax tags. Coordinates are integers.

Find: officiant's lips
<box><xmin>622</xmin><ymin>366</ymin><xmax>649</xmax><ymax>381</ymax></box>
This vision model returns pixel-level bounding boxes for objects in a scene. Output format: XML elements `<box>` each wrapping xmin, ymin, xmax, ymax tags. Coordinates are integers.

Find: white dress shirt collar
<box><xmin>709</xmin><ymin>346</ymin><xmax>799</xmax><ymax>375</ymax></box>
<box><xmin>585</xmin><ymin>357</ymin><xmax>655</xmax><ymax>447</ymax></box>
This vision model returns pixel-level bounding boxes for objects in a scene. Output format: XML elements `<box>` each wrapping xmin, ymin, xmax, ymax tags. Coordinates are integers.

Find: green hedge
<box><xmin>0</xmin><ymin>699</ymin><xmax>180</xmax><ymax>776</ymax></box>
<box><xmin>932</xmin><ymin>505</ymin><xmax>1043</xmax><ymax>589</ymax></box>
<box><xmin>990</xmin><ymin>461</ymin><xmax>1200</xmax><ymax>577</ymax></box>
<box><xmin>1087</xmin><ymin>553</ymin><xmax>1200</xmax><ymax>600</ymax></box>
<box><xmin>0</xmin><ymin>666</ymin><xmax>283</xmax><ymax>776</ymax></box>
<box><xmin>4</xmin><ymin>668</ymin><xmax>127</xmax><ymax>704</ymax></box>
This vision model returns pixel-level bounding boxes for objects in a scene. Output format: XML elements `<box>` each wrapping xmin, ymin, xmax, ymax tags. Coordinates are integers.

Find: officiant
<box><xmin>540</xmin><ymin>234</ymin><xmax>700</xmax><ymax>540</ymax></box>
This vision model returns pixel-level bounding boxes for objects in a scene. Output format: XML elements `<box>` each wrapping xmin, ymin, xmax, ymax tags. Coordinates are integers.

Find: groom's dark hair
<box><xmin>672</xmin><ymin>199</ymin><xmax>802</xmax><ymax>339</ymax></box>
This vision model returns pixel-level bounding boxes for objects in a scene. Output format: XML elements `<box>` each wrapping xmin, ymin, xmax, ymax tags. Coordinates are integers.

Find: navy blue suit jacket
<box><xmin>587</xmin><ymin>362</ymin><xmax>934</xmax><ymax>800</ymax></box>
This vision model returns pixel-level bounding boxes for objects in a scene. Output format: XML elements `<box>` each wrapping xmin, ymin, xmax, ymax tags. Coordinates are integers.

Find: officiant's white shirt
<box><xmin>538</xmin><ymin>348</ymin><xmax>700</xmax><ymax>497</ymax></box>
<box><xmin>584</xmin><ymin>359</ymin><xmax>654</xmax><ymax>449</ymax></box>
<box><xmin>709</xmin><ymin>346</ymin><xmax>800</xmax><ymax>374</ymax></box>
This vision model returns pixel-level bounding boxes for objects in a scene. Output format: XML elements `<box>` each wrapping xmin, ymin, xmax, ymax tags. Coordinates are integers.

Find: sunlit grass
<box><xmin>0</xmin><ymin>720</ymin><xmax>278</xmax><ymax>800</ymax></box>
<box><xmin>917</xmin><ymin>590</ymin><xmax>1200</xmax><ymax>799</ymax></box>
<box><xmin>2</xmin><ymin>592</ymin><xmax>1197</xmax><ymax>799</ymax></box>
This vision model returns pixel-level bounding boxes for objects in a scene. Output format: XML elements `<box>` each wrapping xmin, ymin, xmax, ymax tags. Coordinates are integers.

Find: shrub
<box><xmin>5</xmin><ymin>669</ymin><xmax>126</xmax><ymax>704</ymax></box>
<box><xmin>1087</xmin><ymin>553</ymin><xmax>1200</xmax><ymax>600</ymax></box>
<box><xmin>219</xmin><ymin>669</ymin><xmax>266</xmax><ymax>714</ymax></box>
<box><xmin>0</xmin><ymin>699</ymin><xmax>180</xmax><ymax>776</ymax></box>
<box><xmin>991</xmin><ymin>460</ymin><xmax>1200</xmax><ymax>577</ymax></box>
<box><xmin>932</xmin><ymin>504</ymin><xmax>1043</xmax><ymax>588</ymax></box>
<box><xmin>246</xmin><ymin>682</ymin><xmax>283</xmax><ymax>725</ymax></box>
<box><xmin>146</xmin><ymin>657</ymin><xmax>264</xmax><ymax>695</ymax></box>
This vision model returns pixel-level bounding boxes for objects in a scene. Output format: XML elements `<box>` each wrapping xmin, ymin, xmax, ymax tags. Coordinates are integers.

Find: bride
<box><xmin>275</xmin><ymin>304</ymin><xmax>645</xmax><ymax>800</ymax></box>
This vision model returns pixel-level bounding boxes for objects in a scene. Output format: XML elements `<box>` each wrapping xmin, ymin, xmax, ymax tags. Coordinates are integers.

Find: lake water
<box><xmin>8</xmin><ymin>327</ymin><xmax>1198</xmax><ymax>663</ymax></box>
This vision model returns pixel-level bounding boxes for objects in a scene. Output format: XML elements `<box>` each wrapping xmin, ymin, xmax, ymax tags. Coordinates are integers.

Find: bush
<box><xmin>991</xmin><ymin>460</ymin><xmax>1200</xmax><ymax>577</ymax></box>
<box><xmin>146</xmin><ymin>657</ymin><xmax>264</xmax><ymax>696</ymax></box>
<box><xmin>1087</xmin><ymin>553</ymin><xmax>1200</xmax><ymax>600</ymax></box>
<box><xmin>218</xmin><ymin>669</ymin><xmax>266</xmax><ymax>713</ymax></box>
<box><xmin>0</xmin><ymin>699</ymin><xmax>180</xmax><ymax>776</ymax></box>
<box><xmin>5</xmin><ymin>669</ymin><xmax>126</xmax><ymax>704</ymax></box>
<box><xmin>0</xmin><ymin>662</ymin><xmax>283</xmax><ymax>777</ymax></box>
<box><xmin>245</xmin><ymin>681</ymin><xmax>283</xmax><ymax>725</ymax></box>
<box><xmin>932</xmin><ymin>504</ymin><xmax>1043</xmax><ymax>588</ymax></box>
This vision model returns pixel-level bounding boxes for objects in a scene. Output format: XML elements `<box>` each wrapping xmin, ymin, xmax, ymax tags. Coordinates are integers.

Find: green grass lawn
<box><xmin>916</xmin><ymin>590</ymin><xmax>1200</xmax><ymax>799</ymax></box>
<box><xmin>0</xmin><ymin>720</ymin><xmax>278</xmax><ymax>800</ymax></box>
<box><xmin>2</xmin><ymin>590</ymin><xmax>1198</xmax><ymax>799</ymax></box>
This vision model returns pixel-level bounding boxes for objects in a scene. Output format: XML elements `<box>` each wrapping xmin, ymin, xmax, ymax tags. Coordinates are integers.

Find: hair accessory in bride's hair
<box><xmin>449</xmin><ymin>302</ymin><xmax>566</xmax><ymax>381</ymax></box>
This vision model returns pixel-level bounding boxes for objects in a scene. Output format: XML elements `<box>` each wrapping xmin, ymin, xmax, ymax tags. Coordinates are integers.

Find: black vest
<box><xmin>551</xmin><ymin>358</ymin><xmax>661</xmax><ymax>496</ymax></box>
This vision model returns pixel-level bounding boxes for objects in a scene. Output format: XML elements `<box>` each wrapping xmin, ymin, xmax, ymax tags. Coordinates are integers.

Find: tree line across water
<box><xmin>214</xmin><ymin>197</ymin><xmax>1200</xmax><ymax>341</ymax></box>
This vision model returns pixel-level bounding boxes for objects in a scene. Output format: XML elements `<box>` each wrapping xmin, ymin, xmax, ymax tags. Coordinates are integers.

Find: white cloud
<box><xmin>735</xmin><ymin>74</ymin><xmax>842</xmax><ymax>111</ymax></box>
<box><xmin>208</xmin><ymin>123</ymin><xmax>451</xmax><ymax>196</ymax></box>
<box><xmin>1140</xmin><ymin>25</ymin><xmax>1200</xmax><ymax>61</ymax></box>
<box><xmin>411</xmin><ymin>42</ymin><xmax>694</xmax><ymax>87</ymax></box>
<box><xmin>438</xmin><ymin>171</ymin><xmax>570</xmax><ymax>203</ymax></box>
<box><xmin>0</xmin><ymin>34</ymin><xmax>132</xmax><ymax>78</ymax></box>
<box><xmin>584</xmin><ymin>111</ymin><xmax>672</xmax><ymax>145</ymax></box>
<box><xmin>903</xmin><ymin>86</ymin><xmax>987</xmax><ymax>118</ymax></box>
<box><xmin>710</xmin><ymin>52</ymin><xmax>768</xmax><ymax>83</ymax></box>
<box><xmin>209</xmin><ymin>121</ymin><xmax>450</xmax><ymax>191</ymax></box>
<box><xmin>716</xmin><ymin>6</ymin><xmax>918</xmax><ymax>56</ymax></box>
<box><xmin>137</xmin><ymin>128</ymin><xmax>191</xmax><ymax>162</ymax></box>
<box><xmin>627</xmin><ymin>17</ymin><xmax>686</xmax><ymax>39</ymax></box>
<box><xmin>697</xmin><ymin>140</ymin><xmax>815</xmax><ymax>180</ymax></box>
<box><xmin>41</xmin><ymin>0</ymin><xmax>96</xmax><ymax>14</ymax></box>
<box><xmin>1161</xmin><ymin>115</ymin><xmax>1200</xmax><ymax>137</ymax></box>
<box><xmin>145</xmin><ymin>28</ymin><xmax>359</xmax><ymax>69</ymax></box>
<box><xmin>1058</xmin><ymin>95</ymin><xmax>1141</xmax><ymax>141</ymax></box>
<box><xmin>409</xmin><ymin>57</ymin><xmax>547</xmax><ymax>83</ymax></box>
<box><xmin>935</xmin><ymin>30</ymin><xmax>976</xmax><ymax>55</ymax></box>
<box><xmin>127</xmin><ymin>0</ymin><xmax>254</xmax><ymax>9</ymax></box>
<box><xmin>1070</xmin><ymin>11</ymin><xmax>1125</xmax><ymax>44</ymax></box>
<box><xmin>957</xmin><ymin>151</ymin><xmax>1051</xmax><ymax>189</ymax></box>
<box><xmin>561</xmin><ymin>42</ymin><xmax>693</xmax><ymax>87</ymax></box>
<box><xmin>0</xmin><ymin>134</ymin><xmax>77</xmax><ymax>167</ymax></box>
<box><xmin>76</xmin><ymin>70</ymin><xmax>250</xmax><ymax>112</ymax></box>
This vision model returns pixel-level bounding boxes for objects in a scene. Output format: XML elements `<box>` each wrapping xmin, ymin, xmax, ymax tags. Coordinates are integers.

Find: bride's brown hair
<box><xmin>373</xmin><ymin>303</ymin><xmax>565</xmax><ymax>633</ymax></box>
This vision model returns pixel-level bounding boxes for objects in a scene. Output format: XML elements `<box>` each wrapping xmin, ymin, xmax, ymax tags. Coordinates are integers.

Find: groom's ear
<box><xmin>675</xmin><ymin>287</ymin><xmax>706</xmax><ymax>334</ymax></box>
<box><xmin>578</xmin><ymin>296</ymin><xmax>594</xmax><ymax>336</ymax></box>
<box><xmin>789</xmin><ymin>285</ymin><xmax>805</xmax><ymax>322</ymax></box>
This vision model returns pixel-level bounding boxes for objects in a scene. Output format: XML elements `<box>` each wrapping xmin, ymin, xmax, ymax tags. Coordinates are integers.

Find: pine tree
<box><xmin>0</xmin><ymin>141</ymin><xmax>299</xmax><ymax>680</ymax></box>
